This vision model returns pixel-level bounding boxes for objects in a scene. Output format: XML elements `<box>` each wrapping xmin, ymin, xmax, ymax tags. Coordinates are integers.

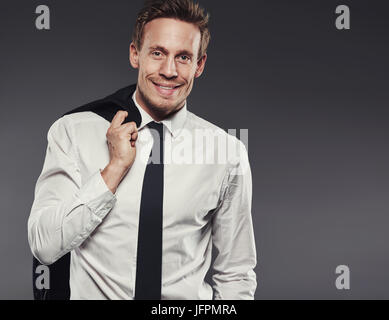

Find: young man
<box><xmin>28</xmin><ymin>0</ymin><xmax>257</xmax><ymax>300</ymax></box>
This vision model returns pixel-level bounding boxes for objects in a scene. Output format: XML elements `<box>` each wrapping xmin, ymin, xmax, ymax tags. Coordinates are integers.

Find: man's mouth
<box><xmin>151</xmin><ymin>81</ymin><xmax>183</xmax><ymax>96</ymax></box>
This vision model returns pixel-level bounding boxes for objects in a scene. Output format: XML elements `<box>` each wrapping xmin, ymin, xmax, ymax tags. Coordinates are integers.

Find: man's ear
<box><xmin>195</xmin><ymin>53</ymin><xmax>207</xmax><ymax>78</ymax></box>
<box><xmin>129</xmin><ymin>42</ymin><xmax>140</xmax><ymax>69</ymax></box>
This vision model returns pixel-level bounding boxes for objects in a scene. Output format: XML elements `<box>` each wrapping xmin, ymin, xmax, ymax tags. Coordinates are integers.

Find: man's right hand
<box><xmin>101</xmin><ymin>110</ymin><xmax>139</xmax><ymax>194</ymax></box>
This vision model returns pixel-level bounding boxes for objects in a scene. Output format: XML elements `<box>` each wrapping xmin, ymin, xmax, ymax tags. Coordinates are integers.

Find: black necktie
<box><xmin>134</xmin><ymin>121</ymin><xmax>164</xmax><ymax>300</ymax></box>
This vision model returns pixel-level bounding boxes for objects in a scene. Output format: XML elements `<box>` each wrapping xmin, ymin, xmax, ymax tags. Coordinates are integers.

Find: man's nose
<box><xmin>159</xmin><ymin>56</ymin><xmax>178</xmax><ymax>79</ymax></box>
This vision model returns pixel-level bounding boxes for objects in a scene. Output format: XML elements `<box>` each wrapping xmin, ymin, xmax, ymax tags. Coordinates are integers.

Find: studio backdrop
<box><xmin>0</xmin><ymin>0</ymin><xmax>388</xmax><ymax>299</ymax></box>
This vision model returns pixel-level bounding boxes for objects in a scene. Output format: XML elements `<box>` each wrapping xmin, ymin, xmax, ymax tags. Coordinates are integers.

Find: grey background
<box><xmin>1</xmin><ymin>0</ymin><xmax>388</xmax><ymax>299</ymax></box>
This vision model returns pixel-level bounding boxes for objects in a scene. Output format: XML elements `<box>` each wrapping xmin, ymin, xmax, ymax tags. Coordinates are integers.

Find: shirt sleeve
<box><xmin>28</xmin><ymin>116</ymin><xmax>117</xmax><ymax>265</ymax></box>
<box><xmin>211</xmin><ymin>141</ymin><xmax>257</xmax><ymax>300</ymax></box>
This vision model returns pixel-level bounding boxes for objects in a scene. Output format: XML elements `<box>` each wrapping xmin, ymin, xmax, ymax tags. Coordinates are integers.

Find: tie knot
<box><xmin>148</xmin><ymin>121</ymin><xmax>164</xmax><ymax>140</ymax></box>
<box><xmin>148</xmin><ymin>121</ymin><xmax>163</xmax><ymax>129</ymax></box>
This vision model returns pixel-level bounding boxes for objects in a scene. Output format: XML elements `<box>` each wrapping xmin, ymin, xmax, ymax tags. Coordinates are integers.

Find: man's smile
<box><xmin>151</xmin><ymin>80</ymin><xmax>183</xmax><ymax>97</ymax></box>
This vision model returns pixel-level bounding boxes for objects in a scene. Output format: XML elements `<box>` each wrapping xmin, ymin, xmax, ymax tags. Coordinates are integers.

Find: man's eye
<box><xmin>179</xmin><ymin>55</ymin><xmax>190</xmax><ymax>62</ymax></box>
<box><xmin>152</xmin><ymin>51</ymin><xmax>162</xmax><ymax>57</ymax></box>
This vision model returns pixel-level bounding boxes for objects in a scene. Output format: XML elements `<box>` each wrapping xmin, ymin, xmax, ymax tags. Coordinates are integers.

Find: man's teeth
<box><xmin>158</xmin><ymin>85</ymin><xmax>177</xmax><ymax>90</ymax></box>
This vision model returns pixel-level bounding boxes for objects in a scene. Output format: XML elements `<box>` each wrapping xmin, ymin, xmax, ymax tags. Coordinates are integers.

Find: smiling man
<box><xmin>28</xmin><ymin>0</ymin><xmax>257</xmax><ymax>300</ymax></box>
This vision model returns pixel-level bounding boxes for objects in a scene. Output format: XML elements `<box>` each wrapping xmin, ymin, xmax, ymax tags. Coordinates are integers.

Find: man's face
<box><xmin>130</xmin><ymin>18</ymin><xmax>207</xmax><ymax>120</ymax></box>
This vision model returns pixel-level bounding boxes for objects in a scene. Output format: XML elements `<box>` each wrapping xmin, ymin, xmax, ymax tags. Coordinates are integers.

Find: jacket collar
<box><xmin>63</xmin><ymin>84</ymin><xmax>142</xmax><ymax>127</ymax></box>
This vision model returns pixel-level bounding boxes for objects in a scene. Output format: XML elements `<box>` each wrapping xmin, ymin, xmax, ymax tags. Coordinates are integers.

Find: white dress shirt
<box><xmin>28</xmin><ymin>91</ymin><xmax>257</xmax><ymax>300</ymax></box>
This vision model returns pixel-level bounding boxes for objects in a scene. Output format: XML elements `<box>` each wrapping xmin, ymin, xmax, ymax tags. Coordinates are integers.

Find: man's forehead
<box><xmin>143</xmin><ymin>18</ymin><xmax>201</xmax><ymax>53</ymax></box>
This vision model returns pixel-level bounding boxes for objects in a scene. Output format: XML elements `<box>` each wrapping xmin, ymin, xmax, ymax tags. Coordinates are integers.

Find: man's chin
<box><xmin>138</xmin><ymin>86</ymin><xmax>183</xmax><ymax>117</ymax></box>
<box><xmin>150</xmin><ymin>95</ymin><xmax>181</xmax><ymax>109</ymax></box>
<box><xmin>145</xmin><ymin>98</ymin><xmax>177</xmax><ymax>116</ymax></box>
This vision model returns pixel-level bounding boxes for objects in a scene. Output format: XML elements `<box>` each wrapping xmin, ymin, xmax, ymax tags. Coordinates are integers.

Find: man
<box><xmin>28</xmin><ymin>0</ymin><xmax>257</xmax><ymax>300</ymax></box>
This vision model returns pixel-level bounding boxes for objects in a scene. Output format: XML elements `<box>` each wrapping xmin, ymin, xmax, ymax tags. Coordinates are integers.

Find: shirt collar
<box><xmin>131</xmin><ymin>90</ymin><xmax>187</xmax><ymax>138</ymax></box>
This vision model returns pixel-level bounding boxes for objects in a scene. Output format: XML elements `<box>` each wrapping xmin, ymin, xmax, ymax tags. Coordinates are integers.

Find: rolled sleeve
<box><xmin>77</xmin><ymin>169</ymin><xmax>117</xmax><ymax>220</ymax></box>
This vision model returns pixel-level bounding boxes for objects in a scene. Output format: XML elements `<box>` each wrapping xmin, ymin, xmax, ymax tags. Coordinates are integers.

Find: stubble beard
<box><xmin>137</xmin><ymin>81</ymin><xmax>187</xmax><ymax>120</ymax></box>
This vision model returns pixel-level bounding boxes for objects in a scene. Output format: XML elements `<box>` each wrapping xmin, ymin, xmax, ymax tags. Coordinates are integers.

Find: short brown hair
<box><xmin>132</xmin><ymin>0</ymin><xmax>210</xmax><ymax>59</ymax></box>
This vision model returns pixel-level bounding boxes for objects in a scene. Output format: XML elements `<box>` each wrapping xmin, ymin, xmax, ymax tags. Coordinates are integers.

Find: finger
<box><xmin>111</xmin><ymin>110</ymin><xmax>128</xmax><ymax>128</ymax></box>
<box><xmin>130</xmin><ymin>131</ymin><xmax>138</xmax><ymax>142</ymax></box>
<box><xmin>120</xmin><ymin>121</ymin><xmax>137</xmax><ymax>134</ymax></box>
<box><xmin>130</xmin><ymin>130</ymin><xmax>138</xmax><ymax>148</ymax></box>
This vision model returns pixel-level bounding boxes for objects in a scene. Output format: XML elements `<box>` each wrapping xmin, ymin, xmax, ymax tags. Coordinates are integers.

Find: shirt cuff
<box><xmin>76</xmin><ymin>169</ymin><xmax>117</xmax><ymax>220</ymax></box>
